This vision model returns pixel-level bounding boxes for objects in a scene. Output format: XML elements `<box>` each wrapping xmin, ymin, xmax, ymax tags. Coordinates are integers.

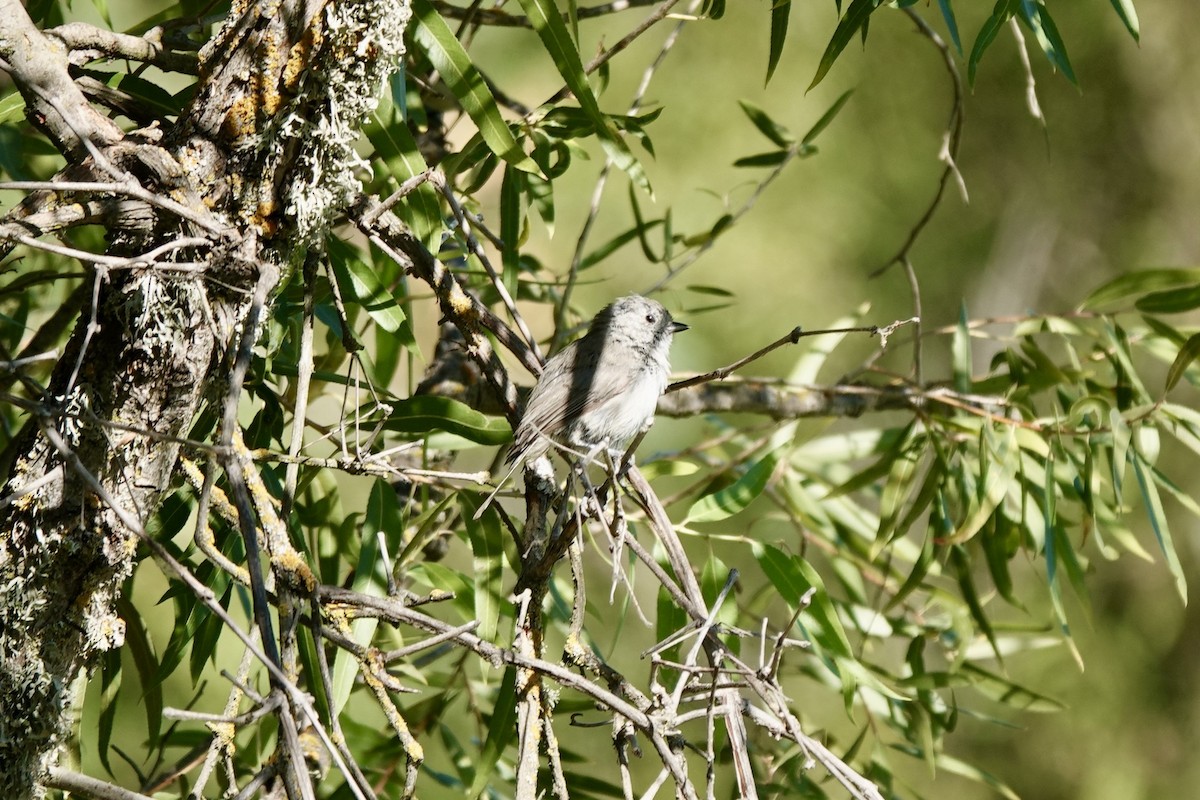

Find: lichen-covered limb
<box><xmin>0</xmin><ymin>0</ymin><xmax>413</xmax><ymax>796</ymax></box>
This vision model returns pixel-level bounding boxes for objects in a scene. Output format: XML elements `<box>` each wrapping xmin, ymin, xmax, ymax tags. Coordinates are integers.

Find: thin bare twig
<box><xmin>668</xmin><ymin>318</ymin><xmax>919</xmax><ymax>392</ymax></box>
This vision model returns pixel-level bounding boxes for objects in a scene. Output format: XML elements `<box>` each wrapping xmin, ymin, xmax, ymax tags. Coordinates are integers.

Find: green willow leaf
<box><xmin>382</xmin><ymin>396</ymin><xmax>512</xmax><ymax>445</ymax></box>
<box><xmin>1165</xmin><ymin>332</ymin><xmax>1200</xmax><ymax>392</ymax></box>
<box><xmin>686</xmin><ymin>446</ymin><xmax>781</xmax><ymax>523</ymax></box>
<box><xmin>969</xmin><ymin>0</ymin><xmax>1016</xmax><ymax>86</ymax></box>
<box><xmin>577</xmin><ymin>219</ymin><xmax>664</xmax><ymax>271</ymax></box>
<box><xmin>885</xmin><ymin>530</ymin><xmax>935</xmax><ymax>611</ymax></box>
<box><xmin>0</xmin><ymin>90</ymin><xmax>25</xmax><ymax>124</ymax></box>
<box><xmin>953</xmin><ymin>546</ymin><xmax>1001</xmax><ymax>660</ymax></box>
<box><xmin>754</xmin><ymin>543</ymin><xmax>854</xmax><ymax>660</ymax></box>
<box><xmin>1109</xmin><ymin>0</ymin><xmax>1139</xmax><ymax>41</ymax></box>
<box><xmin>628</xmin><ymin>182</ymin><xmax>661</xmax><ymax>262</ymax></box>
<box><xmin>1042</xmin><ymin>451</ymin><xmax>1082</xmax><ymax>667</ymax></box>
<box><xmin>960</xmin><ymin>663</ymin><xmax>1066</xmax><ymax>711</ymax></box>
<box><xmin>327</xmin><ymin>238</ymin><xmax>410</xmax><ymax>336</ymax></box>
<box><xmin>1018</xmin><ymin>0</ymin><xmax>1077</xmax><ymax>85</ymax></box>
<box><xmin>114</xmin><ymin>597</ymin><xmax>163</xmax><ymax>749</ymax></box>
<box><xmin>876</xmin><ymin>437</ymin><xmax>922</xmax><ymax>545</ymax></box>
<box><xmin>733</xmin><ymin>150</ymin><xmax>793</xmax><ymax>168</ymax></box>
<box><xmin>738</xmin><ymin>99</ymin><xmax>795</xmax><ymax>147</ymax></box>
<box><xmin>468</xmin><ymin>667</ymin><xmax>519</xmax><ymax>797</ymax></box>
<box><xmin>937</xmin><ymin>0</ymin><xmax>963</xmax><ymax>55</ymax></box>
<box><xmin>332</xmin><ymin>479</ymin><xmax>397</xmax><ymax>714</ymax></box>
<box><xmin>810</xmin><ymin>0</ymin><xmax>884</xmax><ymax>90</ymax></box>
<box><xmin>366</xmin><ymin>101</ymin><xmax>442</xmax><ymax>252</ymax></box>
<box><xmin>945</xmin><ymin>424</ymin><xmax>1012</xmax><ymax>544</ymax></box>
<box><xmin>1132</xmin><ymin>451</ymin><xmax>1187</xmax><ymax>602</ymax></box>
<box><xmin>460</xmin><ymin>495</ymin><xmax>504</xmax><ymax>644</ymax></box>
<box><xmin>952</xmin><ymin>300</ymin><xmax>972</xmax><ymax>393</ymax></box>
<box><xmin>97</xmin><ymin>649</ymin><xmax>122</xmax><ymax>777</ymax></box>
<box><xmin>1136</xmin><ymin>284</ymin><xmax>1200</xmax><ymax>314</ymax></box>
<box><xmin>410</xmin><ymin>0</ymin><xmax>538</xmax><ymax>174</ymax></box>
<box><xmin>499</xmin><ymin>164</ymin><xmax>525</xmax><ymax>292</ymax></box>
<box><xmin>766</xmin><ymin>0</ymin><xmax>792</xmax><ymax>84</ymax></box>
<box><xmin>1081</xmin><ymin>268</ymin><xmax>1200</xmax><ymax>310</ymax></box>
<box><xmin>802</xmin><ymin>89</ymin><xmax>854</xmax><ymax>144</ymax></box>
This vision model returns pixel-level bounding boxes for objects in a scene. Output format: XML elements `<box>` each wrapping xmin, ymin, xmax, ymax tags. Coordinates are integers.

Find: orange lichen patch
<box><xmin>276</xmin><ymin>552</ymin><xmax>316</xmax><ymax>594</ymax></box>
<box><xmin>252</xmin><ymin>201</ymin><xmax>280</xmax><ymax>236</ymax></box>
<box><xmin>284</xmin><ymin>20</ymin><xmax>323</xmax><ymax>93</ymax></box>
<box><xmin>255</xmin><ymin>27</ymin><xmax>290</xmax><ymax>116</ymax></box>
<box><xmin>222</xmin><ymin>95</ymin><xmax>259</xmax><ymax>142</ymax></box>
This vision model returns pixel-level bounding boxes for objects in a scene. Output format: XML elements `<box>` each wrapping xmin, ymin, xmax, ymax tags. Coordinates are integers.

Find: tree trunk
<box><xmin>0</xmin><ymin>0</ymin><xmax>410</xmax><ymax>795</ymax></box>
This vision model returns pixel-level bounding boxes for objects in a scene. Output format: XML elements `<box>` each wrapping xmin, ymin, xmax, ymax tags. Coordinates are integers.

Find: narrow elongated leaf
<box><xmin>97</xmin><ymin>649</ymin><xmax>122</xmax><ymax>777</ymax></box>
<box><xmin>1132</xmin><ymin>451</ymin><xmax>1187</xmax><ymax>602</ymax></box>
<box><xmin>810</xmin><ymin>0</ymin><xmax>884</xmax><ymax>90</ymax></box>
<box><xmin>876</xmin><ymin>440</ymin><xmax>923</xmax><ymax>545</ymax></box>
<box><xmin>937</xmin><ymin>0</ymin><xmax>963</xmax><ymax>55</ymax></box>
<box><xmin>578</xmin><ymin>219</ymin><xmax>663</xmax><ymax>271</ymax></box>
<box><xmin>754</xmin><ymin>543</ymin><xmax>853</xmax><ymax>659</ymax></box>
<box><xmin>733</xmin><ymin>150</ymin><xmax>792</xmax><ymax>168</ymax></box>
<box><xmin>410</xmin><ymin>0</ymin><xmax>538</xmax><ymax>173</ymax></box>
<box><xmin>468</xmin><ymin>667</ymin><xmax>519</xmax><ymax>797</ymax></box>
<box><xmin>885</xmin><ymin>530</ymin><xmax>935</xmax><ymax>611</ymax></box>
<box><xmin>499</xmin><ymin>164</ymin><xmax>525</xmax><ymax>292</ymax></box>
<box><xmin>1017</xmin><ymin>0</ymin><xmax>1077</xmax><ymax>85</ymax></box>
<box><xmin>1081</xmin><ymin>268</ymin><xmax>1200</xmax><ymax>310</ymax></box>
<box><xmin>766</xmin><ymin>0</ymin><xmax>792</xmax><ymax>84</ymax></box>
<box><xmin>1165</xmin><ymin>332</ymin><xmax>1200</xmax><ymax>392</ymax></box>
<box><xmin>331</xmin><ymin>480</ymin><xmax>397</xmax><ymax>714</ymax></box>
<box><xmin>952</xmin><ymin>301</ymin><xmax>972</xmax><ymax>393</ymax></box>
<box><xmin>327</xmin><ymin>238</ymin><xmax>411</xmax><ymax>338</ymax></box>
<box><xmin>366</xmin><ymin>102</ymin><xmax>442</xmax><ymax>251</ymax></box>
<box><xmin>802</xmin><ymin>89</ymin><xmax>855</xmax><ymax>144</ymax></box>
<box><xmin>382</xmin><ymin>396</ymin><xmax>512</xmax><ymax>444</ymax></box>
<box><xmin>968</xmin><ymin>0</ymin><xmax>1015</xmax><ymax>86</ymax></box>
<box><xmin>1042</xmin><ymin>452</ymin><xmax>1082</xmax><ymax>666</ymax></box>
<box><xmin>982</xmin><ymin>511</ymin><xmax>1020</xmax><ymax>606</ymax></box>
<box><xmin>738</xmin><ymin>99</ymin><xmax>795</xmax><ymax>147</ymax></box>
<box><xmin>952</xmin><ymin>546</ymin><xmax>1001</xmax><ymax>660</ymax></box>
<box><xmin>460</xmin><ymin>495</ymin><xmax>504</xmax><ymax>645</ymax></box>
<box><xmin>1136</xmin><ymin>284</ymin><xmax>1200</xmax><ymax>314</ymax></box>
<box><xmin>960</xmin><ymin>663</ymin><xmax>1065</xmax><ymax>711</ymax></box>
<box><xmin>628</xmin><ymin>182</ymin><xmax>661</xmax><ymax>262</ymax></box>
<box><xmin>947</xmin><ymin>425</ymin><xmax>1018</xmax><ymax>544</ymax></box>
<box><xmin>887</xmin><ymin>746</ymin><xmax>1020</xmax><ymax>800</ymax></box>
<box><xmin>1109</xmin><ymin>407</ymin><xmax>1130</xmax><ymax>502</ymax></box>
<box><xmin>686</xmin><ymin>446</ymin><xmax>781</xmax><ymax>523</ymax></box>
<box><xmin>1109</xmin><ymin>0</ymin><xmax>1139</xmax><ymax>41</ymax></box>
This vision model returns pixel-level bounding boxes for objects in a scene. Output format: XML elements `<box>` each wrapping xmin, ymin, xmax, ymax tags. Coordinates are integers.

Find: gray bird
<box><xmin>477</xmin><ymin>295</ymin><xmax>687</xmax><ymax>515</ymax></box>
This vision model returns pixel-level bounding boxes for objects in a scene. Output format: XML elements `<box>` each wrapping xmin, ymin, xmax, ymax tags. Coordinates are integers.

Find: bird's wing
<box><xmin>511</xmin><ymin>340</ymin><xmax>636</xmax><ymax>459</ymax></box>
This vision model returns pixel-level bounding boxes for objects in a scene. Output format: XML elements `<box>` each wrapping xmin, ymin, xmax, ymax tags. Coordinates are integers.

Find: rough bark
<box><xmin>0</xmin><ymin>0</ymin><xmax>410</xmax><ymax>795</ymax></box>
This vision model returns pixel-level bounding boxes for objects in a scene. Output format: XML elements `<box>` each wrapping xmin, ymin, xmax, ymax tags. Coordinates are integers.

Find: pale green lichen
<box><xmin>277</xmin><ymin>0</ymin><xmax>411</xmax><ymax>245</ymax></box>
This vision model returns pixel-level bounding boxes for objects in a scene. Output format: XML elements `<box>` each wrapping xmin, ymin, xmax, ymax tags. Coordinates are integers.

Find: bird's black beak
<box><xmin>670</xmin><ymin>320</ymin><xmax>689</xmax><ymax>334</ymax></box>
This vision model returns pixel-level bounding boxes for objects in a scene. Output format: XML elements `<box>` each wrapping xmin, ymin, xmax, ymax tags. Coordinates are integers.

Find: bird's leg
<box><xmin>616</xmin><ymin>430</ymin><xmax>648</xmax><ymax>482</ymax></box>
<box><xmin>601</xmin><ymin>449</ymin><xmax>633</xmax><ymax>603</ymax></box>
<box><xmin>572</xmin><ymin>445</ymin><xmax>604</xmax><ymax>514</ymax></box>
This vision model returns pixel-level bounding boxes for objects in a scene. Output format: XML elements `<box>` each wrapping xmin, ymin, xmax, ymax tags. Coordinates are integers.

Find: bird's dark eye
<box><xmin>646</xmin><ymin>313</ymin><xmax>656</xmax><ymax>324</ymax></box>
